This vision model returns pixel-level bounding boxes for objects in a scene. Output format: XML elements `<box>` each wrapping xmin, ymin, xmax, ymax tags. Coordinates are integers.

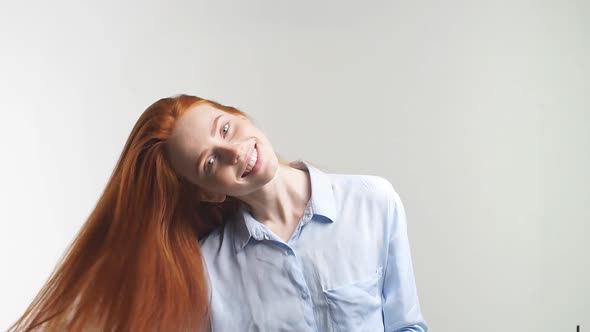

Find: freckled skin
<box><xmin>166</xmin><ymin>103</ymin><xmax>280</xmax><ymax>202</ymax></box>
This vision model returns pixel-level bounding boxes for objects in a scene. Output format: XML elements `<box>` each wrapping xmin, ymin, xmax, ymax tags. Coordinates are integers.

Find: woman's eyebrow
<box><xmin>210</xmin><ymin>114</ymin><xmax>223</xmax><ymax>138</ymax></box>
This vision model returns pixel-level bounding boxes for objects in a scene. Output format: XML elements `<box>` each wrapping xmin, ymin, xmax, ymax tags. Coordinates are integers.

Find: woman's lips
<box><xmin>241</xmin><ymin>144</ymin><xmax>260</xmax><ymax>178</ymax></box>
<box><xmin>250</xmin><ymin>143</ymin><xmax>261</xmax><ymax>175</ymax></box>
<box><xmin>242</xmin><ymin>143</ymin><xmax>260</xmax><ymax>178</ymax></box>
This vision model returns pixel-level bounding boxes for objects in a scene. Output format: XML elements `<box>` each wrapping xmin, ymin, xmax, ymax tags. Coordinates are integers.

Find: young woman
<box><xmin>9</xmin><ymin>94</ymin><xmax>427</xmax><ymax>331</ymax></box>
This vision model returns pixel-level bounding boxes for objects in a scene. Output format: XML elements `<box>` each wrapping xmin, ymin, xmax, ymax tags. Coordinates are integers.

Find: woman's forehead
<box><xmin>174</xmin><ymin>104</ymin><xmax>224</xmax><ymax>140</ymax></box>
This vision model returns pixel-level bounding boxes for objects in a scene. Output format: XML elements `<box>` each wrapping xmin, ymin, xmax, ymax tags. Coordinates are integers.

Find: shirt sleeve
<box><xmin>382</xmin><ymin>183</ymin><xmax>428</xmax><ymax>332</ymax></box>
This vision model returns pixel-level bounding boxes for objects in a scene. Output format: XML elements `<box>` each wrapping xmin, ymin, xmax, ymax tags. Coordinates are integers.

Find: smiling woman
<box><xmin>8</xmin><ymin>94</ymin><xmax>427</xmax><ymax>331</ymax></box>
<box><xmin>165</xmin><ymin>100</ymin><xmax>282</xmax><ymax>202</ymax></box>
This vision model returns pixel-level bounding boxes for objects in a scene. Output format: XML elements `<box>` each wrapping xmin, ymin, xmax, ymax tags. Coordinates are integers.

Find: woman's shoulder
<box><xmin>324</xmin><ymin>172</ymin><xmax>399</xmax><ymax>218</ymax></box>
<box><xmin>198</xmin><ymin>224</ymin><xmax>227</xmax><ymax>252</ymax></box>
<box><xmin>329</xmin><ymin>171</ymin><xmax>397</xmax><ymax>197</ymax></box>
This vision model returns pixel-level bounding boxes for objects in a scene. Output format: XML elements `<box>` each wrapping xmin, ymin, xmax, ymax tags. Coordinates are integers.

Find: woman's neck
<box><xmin>240</xmin><ymin>162</ymin><xmax>311</xmax><ymax>227</ymax></box>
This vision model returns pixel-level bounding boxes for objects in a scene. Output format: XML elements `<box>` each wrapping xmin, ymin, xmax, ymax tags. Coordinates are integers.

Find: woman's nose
<box><xmin>220</xmin><ymin>143</ymin><xmax>244</xmax><ymax>164</ymax></box>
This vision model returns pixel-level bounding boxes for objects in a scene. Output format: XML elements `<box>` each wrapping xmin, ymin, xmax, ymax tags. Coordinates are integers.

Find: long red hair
<box><xmin>8</xmin><ymin>94</ymin><xmax>248</xmax><ymax>331</ymax></box>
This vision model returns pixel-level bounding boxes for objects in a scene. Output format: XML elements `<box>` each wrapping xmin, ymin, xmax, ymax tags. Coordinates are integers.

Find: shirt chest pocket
<box><xmin>322</xmin><ymin>267</ymin><xmax>384</xmax><ymax>332</ymax></box>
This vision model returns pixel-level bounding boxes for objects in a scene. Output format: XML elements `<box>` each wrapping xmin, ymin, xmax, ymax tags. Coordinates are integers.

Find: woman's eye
<box><xmin>206</xmin><ymin>123</ymin><xmax>231</xmax><ymax>174</ymax></box>
<box><xmin>206</xmin><ymin>157</ymin><xmax>215</xmax><ymax>172</ymax></box>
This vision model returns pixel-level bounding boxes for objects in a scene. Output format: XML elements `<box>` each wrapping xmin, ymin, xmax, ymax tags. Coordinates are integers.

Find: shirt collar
<box><xmin>232</xmin><ymin>159</ymin><xmax>337</xmax><ymax>252</ymax></box>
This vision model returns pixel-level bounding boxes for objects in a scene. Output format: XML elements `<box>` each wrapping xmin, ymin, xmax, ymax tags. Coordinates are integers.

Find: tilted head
<box><xmin>165</xmin><ymin>98</ymin><xmax>280</xmax><ymax>202</ymax></box>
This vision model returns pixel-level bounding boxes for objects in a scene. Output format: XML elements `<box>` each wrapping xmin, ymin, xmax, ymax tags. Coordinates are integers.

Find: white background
<box><xmin>1</xmin><ymin>0</ymin><xmax>588</xmax><ymax>330</ymax></box>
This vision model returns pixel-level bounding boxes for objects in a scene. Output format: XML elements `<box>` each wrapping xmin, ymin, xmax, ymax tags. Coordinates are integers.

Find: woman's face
<box><xmin>167</xmin><ymin>102</ymin><xmax>279</xmax><ymax>199</ymax></box>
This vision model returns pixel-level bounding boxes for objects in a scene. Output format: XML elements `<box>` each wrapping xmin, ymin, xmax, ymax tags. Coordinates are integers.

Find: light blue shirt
<box><xmin>199</xmin><ymin>160</ymin><xmax>427</xmax><ymax>331</ymax></box>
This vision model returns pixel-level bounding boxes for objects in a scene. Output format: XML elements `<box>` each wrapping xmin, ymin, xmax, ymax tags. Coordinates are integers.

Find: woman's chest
<box><xmin>208</xmin><ymin>219</ymin><xmax>387</xmax><ymax>331</ymax></box>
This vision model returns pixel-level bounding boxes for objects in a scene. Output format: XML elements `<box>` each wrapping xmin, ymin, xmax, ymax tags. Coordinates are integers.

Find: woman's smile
<box><xmin>242</xmin><ymin>143</ymin><xmax>261</xmax><ymax>178</ymax></box>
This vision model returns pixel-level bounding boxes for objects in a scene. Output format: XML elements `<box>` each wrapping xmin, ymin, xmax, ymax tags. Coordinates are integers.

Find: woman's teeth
<box><xmin>242</xmin><ymin>147</ymin><xmax>258</xmax><ymax>177</ymax></box>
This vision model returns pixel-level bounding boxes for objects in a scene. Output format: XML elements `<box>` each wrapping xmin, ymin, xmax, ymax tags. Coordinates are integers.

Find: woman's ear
<box><xmin>198</xmin><ymin>189</ymin><xmax>227</xmax><ymax>203</ymax></box>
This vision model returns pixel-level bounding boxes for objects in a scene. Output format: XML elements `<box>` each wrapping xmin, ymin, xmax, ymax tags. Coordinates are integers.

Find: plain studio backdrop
<box><xmin>0</xmin><ymin>0</ymin><xmax>588</xmax><ymax>331</ymax></box>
